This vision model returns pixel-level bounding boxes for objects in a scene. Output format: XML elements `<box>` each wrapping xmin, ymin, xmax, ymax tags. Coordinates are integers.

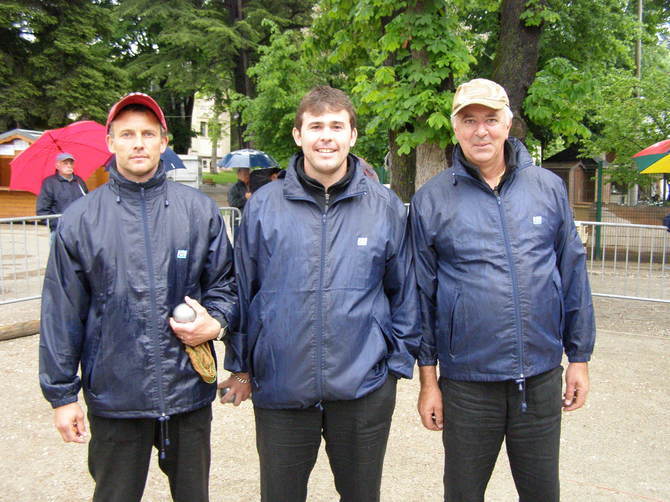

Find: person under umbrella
<box><xmin>36</xmin><ymin>152</ymin><xmax>89</xmax><ymax>233</ymax></box>
<box><xmin>227</xmin><ymin>167</ymin><xmax>251</xmax><ymax>212</ymax></box>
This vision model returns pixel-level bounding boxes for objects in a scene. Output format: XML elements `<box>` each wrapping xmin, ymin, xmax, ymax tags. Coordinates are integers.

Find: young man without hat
<box><xmin>411</xmin><ymin>78</ymin><xmax>596</xmax><ymax>501</ymax></box>
<box><xmin>39</xmin><ymin>93</ymin><xmax>243</xmax><ymax>502</ymax></box>
<box><xmin>224</xmin><ymin>85</ymin><xmax>420</xmax><ymax>501</ymax></box>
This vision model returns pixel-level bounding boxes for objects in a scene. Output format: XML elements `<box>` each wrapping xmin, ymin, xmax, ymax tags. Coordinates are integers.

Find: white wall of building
<box><xmin>188</xmin><ymin>96</ymin><xmax>231</xmax><ymax>171</ymax></box>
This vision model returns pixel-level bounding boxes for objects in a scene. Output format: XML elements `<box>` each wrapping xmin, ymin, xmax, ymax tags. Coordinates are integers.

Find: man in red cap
<box><xmin>39</xmin><ymin>93</ymin><xmax>244</xmax><ymax>501</ymax></box>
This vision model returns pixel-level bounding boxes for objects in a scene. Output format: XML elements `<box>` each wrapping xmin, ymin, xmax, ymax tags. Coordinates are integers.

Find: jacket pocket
<box><xmin>552</xmin><ymin>274</ymin><xmax>565</xmax><ymax>340</ymax></box>
<box><xmin>372</xmin><ymin>314</ymin><xmax>392</xmax><ymax>359</ymax></box>
<box><xmin>448</xmin><ymin>289</ymin><xmax>462</xmax><ymax>357</ymax></box>
<box><xmin>83</xmin><ymin>299</ymin><xmax>106</xmax><ymax>394</ymax></box>
<box><xmin>249</xmin><ymin>319</ymin><xmax>265</xmax><ymax>380</ymax></box>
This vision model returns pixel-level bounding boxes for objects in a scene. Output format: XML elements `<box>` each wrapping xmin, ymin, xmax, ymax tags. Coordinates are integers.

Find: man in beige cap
<box><xmin>410</xmin><ymin>78</ymin><xmax>595</xmax><ymax>501</ymax></box>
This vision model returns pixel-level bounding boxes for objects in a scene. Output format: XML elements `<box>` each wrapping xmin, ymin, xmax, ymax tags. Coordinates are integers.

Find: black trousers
<box><xmin>440</xmin><ymin>367</ymin><xmax>563</xmax><ymax>502</ymax></box>
<box><xmin>254</xmin><ymin>376</ymin><xmax>397</xmax><ymax>502</ymax></box>
<box><xmin>88</xmin><ymin>404</ymin><xmax>212</xmax><ymax>502</ymax></box>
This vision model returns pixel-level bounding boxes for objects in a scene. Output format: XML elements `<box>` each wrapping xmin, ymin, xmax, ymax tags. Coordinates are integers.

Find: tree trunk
<box><xmin>389</xmin><ymin>129</ymin><xmax>416</xmax><ymax>203</ymax></box>
<box><xmin>491</xmin><ymin>0</ymin><xmax>543</xmax><ymax>141</ymax></box>
<box><xmin>227</xmin><ymin>0</ymin><xmax>252</xmax><ymax>150</ymax></box>
<box><xmin>415</xmin><ymin>142</ymin><xmax>447</xmax><ymax>190</ymax></box>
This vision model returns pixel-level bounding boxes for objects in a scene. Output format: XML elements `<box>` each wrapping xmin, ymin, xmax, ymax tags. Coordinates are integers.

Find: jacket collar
<box><xmin>283</xmin><ymin>153</ymin><xmax>368</xmax><ymax>202</ymax></box>
<box><xmin>109</xmin><ymin>161</ymin><xmax>167</xmax><ymax>200</ymax></box>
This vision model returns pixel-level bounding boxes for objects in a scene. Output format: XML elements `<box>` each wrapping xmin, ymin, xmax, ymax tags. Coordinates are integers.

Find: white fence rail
<box><xmin>0</xmin><ymin>207</ymin><xmax>241</xmax><ymax>306</ymax></box>
<box><xmin>575</xmin><ymin>221</ymin><xmax>669</xmax><ymax>303</ymax></box>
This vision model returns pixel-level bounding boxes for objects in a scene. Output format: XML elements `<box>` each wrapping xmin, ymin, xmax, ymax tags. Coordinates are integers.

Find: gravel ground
<box><xmin>0</xmin><ymin>297</ymin><xmax>668</xmax><ymax>501</ymax></box>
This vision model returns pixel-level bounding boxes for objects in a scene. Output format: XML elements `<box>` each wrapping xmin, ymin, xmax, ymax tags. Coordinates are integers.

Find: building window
<box><xmin>199</xmin><ymin>122</ymin><xmax>207</xmax><ymax>136</ymax></box>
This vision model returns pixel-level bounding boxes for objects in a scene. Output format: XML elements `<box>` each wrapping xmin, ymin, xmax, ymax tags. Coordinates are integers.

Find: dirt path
<box><xmin>0</xmin><ymin>297</ymin><xmax>668</xmax><ymax>501</ymax></box>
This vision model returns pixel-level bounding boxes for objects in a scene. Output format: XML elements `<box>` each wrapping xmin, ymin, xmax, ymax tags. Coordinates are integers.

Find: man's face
<box><xmin>237</xmin><ymin>168</ymin><xmax>250</xmax><ymax>183</ymax></box>
<box><xmin>453</xmin><ymin>104</ymin><xmax>511</xmax><ymax>171</ymax></box>
<box><xmin>55</xmin><ymin>159</ymin><xmax>74</xmax><ymax>178</ymax></box>
<box><xmin>106</xmin><ymin>109</ymin><xmax>167</xmax><ymax>183</ymax></box>
<box><xmin>292</xmin><ymin>108</ymin><xmax>357</xmax><ymax>183</ymax></box>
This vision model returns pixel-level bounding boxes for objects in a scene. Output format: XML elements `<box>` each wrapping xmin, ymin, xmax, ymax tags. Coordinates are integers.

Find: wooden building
<box><xmin>541</xmin><ymin>148</ymin><xmax>612</xmax><ymax>220</ymax></box>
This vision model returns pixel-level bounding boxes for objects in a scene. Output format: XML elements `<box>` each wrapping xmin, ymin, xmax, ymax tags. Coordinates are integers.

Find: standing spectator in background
<box><xmin>663</xmin><ymin>212</ymin><xmax>670</xmax><ymax>231</ymax></box>
<box><xmin>228</xmin><ymin>167</ymin><xmax>251</xmax><ymax>212</ymax></box>
<box><xmin>36</xmin><ymin>152</ymin><xmax>88</xmax><ymax>232</ymax></box>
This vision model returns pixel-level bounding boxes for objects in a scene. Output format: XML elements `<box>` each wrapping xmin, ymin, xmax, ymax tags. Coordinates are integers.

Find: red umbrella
<box><xmin>9</xmin><ymin>120</ymin><xmax>111</xmax><ymax>195</ymax></box>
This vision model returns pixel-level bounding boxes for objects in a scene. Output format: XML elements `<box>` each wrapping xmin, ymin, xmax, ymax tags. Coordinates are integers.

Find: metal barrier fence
<box><xmin>575</xmin><ymin>221</ymin><xmax>669</xmax><ymax>303</ymax></box>
<box><xmin>0</xmin><ymin>207</ymin><xmax>241</xmax><ymax>306</ymax></box>
<box><xmin>2</xmin><ymin>211</ymin><xmax>666</xmax><ymax>305</ymax></box>
<box><xmin>0</xmin><ymin>215</ymin><xmax>54</xmax><ymax>305</ymax></box>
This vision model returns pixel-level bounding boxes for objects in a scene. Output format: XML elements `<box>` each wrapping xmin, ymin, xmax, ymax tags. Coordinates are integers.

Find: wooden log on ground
<box><xmin>0</xmin><ymin>320</ymin><xmax>40</xmax><ymax>341</ymax></box>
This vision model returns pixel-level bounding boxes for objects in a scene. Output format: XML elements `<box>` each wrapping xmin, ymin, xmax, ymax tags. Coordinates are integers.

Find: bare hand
<box><xmin>217</xmin><ymin>373</ymin><xmax>252</xmax><ymax>406</ymax></box>
<box><xmin>563</xmin><ymin>362</ymin><xmax>590</xmax><ymax>411</ymax></box>
<box><xmin>418</xmin><ymin>365</ymin><xmax>443</xmax><ymax>431</ymax></box>
<box><xmin>418</xmin><ymin>385</ymin><xmax>444</xmax><ymax>431</ymax></box>
<box><xmin>169</xmin><ymin>296</ymin><xmax>221</xmax><ymax>347</ymax></box>
<box><xmin>54</xmin><ymin>402</ymin><xmax>87</xmax><ymax>443</ymax></box>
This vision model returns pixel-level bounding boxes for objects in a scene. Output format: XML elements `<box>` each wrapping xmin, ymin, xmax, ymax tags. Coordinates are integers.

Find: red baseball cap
<box><xmin>106</xmin><ymin>92</ymin><xmax>168</xmax><ymax>132</ymax></box>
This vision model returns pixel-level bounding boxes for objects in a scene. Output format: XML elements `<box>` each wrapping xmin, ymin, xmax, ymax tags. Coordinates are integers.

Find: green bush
<box><xmin>203</xmin><ymin>171</ymin><xmax>239</xmax><ymax>184</ymax></box>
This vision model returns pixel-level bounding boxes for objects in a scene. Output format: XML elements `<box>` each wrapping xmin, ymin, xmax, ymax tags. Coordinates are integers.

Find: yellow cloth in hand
<box><xmin>185</xmin><ymin>343</ymin><xmax>217</xmax><ymax>383</ymax></box>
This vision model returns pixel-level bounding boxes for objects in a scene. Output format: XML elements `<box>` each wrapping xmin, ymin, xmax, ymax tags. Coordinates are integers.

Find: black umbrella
<box><xmin>217</xmin><ymin>148</ymin><xmax>278</xmax><ymax>169</ymax></box>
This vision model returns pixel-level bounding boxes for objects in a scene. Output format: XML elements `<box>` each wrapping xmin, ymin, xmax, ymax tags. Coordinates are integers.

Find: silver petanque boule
<box><xmin>172</xmin><ymin>302</ymin><xmax>196</xmax><ymax>323</ymax></box>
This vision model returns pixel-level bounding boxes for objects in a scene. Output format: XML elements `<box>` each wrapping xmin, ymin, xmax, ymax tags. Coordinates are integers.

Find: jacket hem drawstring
<box><xmin>158</xmin><ymin>415</ymin><xmax>170</xmax><ymax>459</ymax></box>
<box><xmin>515</xmin><ymin>378</ymin><xmax>528</xmax><ymax>413</ymax></box>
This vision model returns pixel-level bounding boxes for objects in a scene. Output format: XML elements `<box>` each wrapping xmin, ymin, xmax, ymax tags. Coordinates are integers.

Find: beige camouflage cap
<box><xmin>451</xmin><ymin>79</ymin><xmax>509</xmax><ymax>117</ymax></box>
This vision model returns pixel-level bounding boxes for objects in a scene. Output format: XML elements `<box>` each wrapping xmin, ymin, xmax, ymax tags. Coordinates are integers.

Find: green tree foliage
<box><xmin>0</xmin><ymin>0</ymin><xmax>128</xmax><ymax>130</ymax></box>
<box><xmin>314</xmin><ymin>0</ymin><xmax>474</xmax><ymax>155</ymax></box>
<box><xmin>236</xmin><ymin>24</ymin><xmax>318</xmax><ymax>165</ymax></box>
<box><xmin>115</xmin><ymin>0</ymin><xmax>315</xmax><ymax>152</ymax></box>
<box><xmin>582</xmin><ymin>51</ymin><xmax>670</xmax><ymax>187</ymax></box>
<box><xmin>237</xmin><ymin>21</ymin><xmax>391</xmax><ymax>169</ymax></box>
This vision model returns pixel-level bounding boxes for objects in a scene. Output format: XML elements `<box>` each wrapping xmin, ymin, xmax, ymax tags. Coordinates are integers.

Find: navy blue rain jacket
<box><xmin>36</xmin><ymin>173</ymin><xmax>89</xmax><ymax>230</ymax></box>
<box><xmin>39</xmin><ymin>164</ymin><xmax>237</xmax><ymax>418</ymax></box>
<box><xmin>225</xmin><ymin>154</ymin><xmax>420</xmax><ymax>409</ymax></box>
<box><xmin>410</xmin><ymin>138</ymin><xmax>595</xmax><ymax>382</ymax></box>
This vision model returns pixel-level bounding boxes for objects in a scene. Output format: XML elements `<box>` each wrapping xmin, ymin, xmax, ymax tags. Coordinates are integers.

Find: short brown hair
<box><xmin>294</xmin><ymin>86</ymin><xmax>357</xmax><ymax>130</ymax></box>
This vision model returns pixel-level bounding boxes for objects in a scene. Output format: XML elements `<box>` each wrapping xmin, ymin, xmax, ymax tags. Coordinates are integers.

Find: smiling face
<box><xmin>106</xmin><ymin>108</ymin><xmax>168</xmax><ymax>183</ymax></box>
<box><xmin>453</xmin><ymin>104</ymin><xmax>512</xmax><ymax>173</ymax></box>
<box><xmin>292</xmin><ymin>108</ymin><xmax>357</xmax><ymax>188</ymax></box>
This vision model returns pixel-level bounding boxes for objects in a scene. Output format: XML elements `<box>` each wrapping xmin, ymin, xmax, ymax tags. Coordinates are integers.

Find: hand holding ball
<box><xmin>173</xmin><ymin>303</ymin><xmax>196</xmax><ymax>323</ymax></box>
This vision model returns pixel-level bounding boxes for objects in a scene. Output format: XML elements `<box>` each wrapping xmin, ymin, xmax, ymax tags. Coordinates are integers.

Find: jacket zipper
<box><xmin>315</xmin><ymin>192</ymin><xmax>330</xmax><ymax>399</ymax></box>
<box><xmin>140</xmin><ymin>187</ymin><xmax>167</xmax><ymax>416</ymax></box>
<box><xmin>493</xmin><ymin>187</ymin><xmax>526</xmax><ymax>384</ymax></box>
<box><xmin>286</xmin><ymin>187</ymin><xmax>366</xmax><ymax>403</ymax></box>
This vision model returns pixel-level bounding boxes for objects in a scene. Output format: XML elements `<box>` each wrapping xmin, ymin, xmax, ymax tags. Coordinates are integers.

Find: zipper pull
<box><xmin>494</xmin><ymin>188</ymin><xmax>501</xmax><ymax>205</ymax></box>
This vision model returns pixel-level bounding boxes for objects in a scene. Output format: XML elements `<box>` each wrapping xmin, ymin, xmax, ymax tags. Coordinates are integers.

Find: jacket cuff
<box><xmin>567</xmin><ymin>353</ymin><xmax>591</xmax><ymax>363</ymax></box>
<box><xmin>50</xmin><ymin>395</ymin><xmax>78</xmax><ymax>409</ymax></box>
<box><xmin>418</xmin><ymin>357</ymin><xmax>438</xmax><ymax>367</ymax></box>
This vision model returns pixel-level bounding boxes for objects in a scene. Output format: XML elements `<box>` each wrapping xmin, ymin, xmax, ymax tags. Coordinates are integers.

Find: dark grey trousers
<box><xmin>254</xmin><ymin>376</ymin><xmax>397</xmax><ymax>502</ymax></box>
<box><xmin>88</xmin><ymin>404</ymin><xmax>212</xmax><ymax>502</ymax></box>
<box><xmin>440</xmin><ymin>367</ymin><xmax>563</xmax><ymax>502</ymax></box>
